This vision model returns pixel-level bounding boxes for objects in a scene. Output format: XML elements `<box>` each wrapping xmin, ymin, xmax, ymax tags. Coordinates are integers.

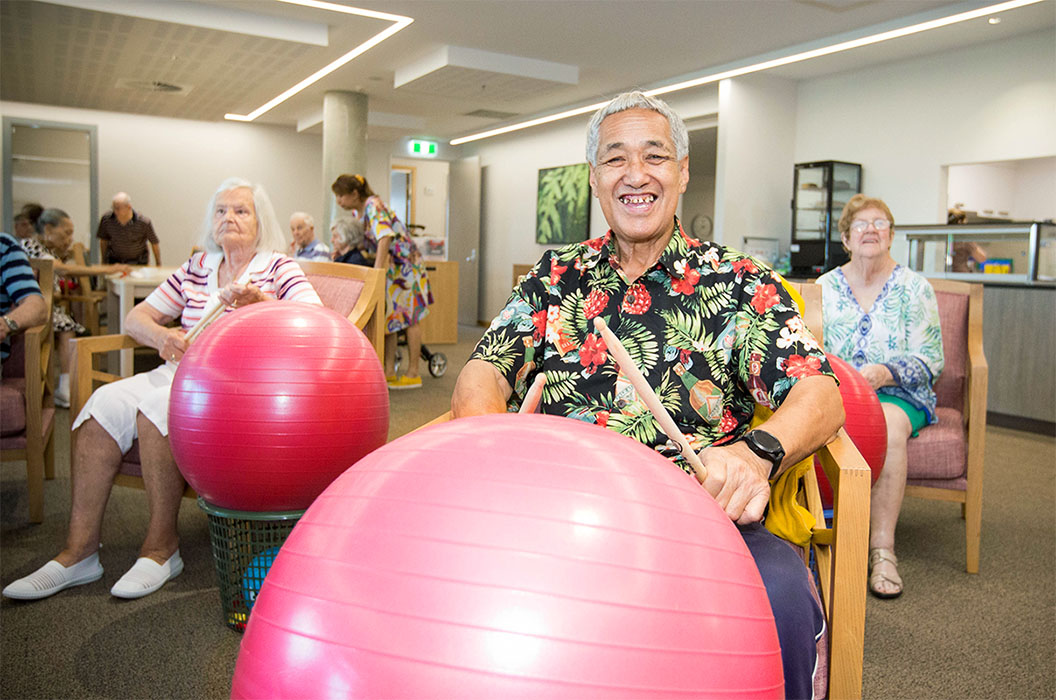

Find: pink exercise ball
<box><xmin>815</xmin><ymin>354</ymin><xmax>886</xmax><ymax>508</ymax></box>
<box><xmin>168</xmin><ymin>301</ymin><xmax>388</xmax><ymax>512</ymax></box>
<box><xmin>231</xmin><ymin>413</ymin><xmax>784</xmax><ymax>699</ymax></box>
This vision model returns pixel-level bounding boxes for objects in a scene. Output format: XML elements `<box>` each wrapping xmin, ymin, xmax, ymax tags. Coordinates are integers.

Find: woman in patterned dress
<box><xmin>21</xmin><ymin>208</ymin><xmax>131</xmax><ymax>407</ymax></box>
<box><xmin>818</xmin><ymin>194</ymin><xmax>944</xmax><ymax>599</ymax></box>
<box><xmin>331</xmin><ymin>174</ymin><xmax>433</xmax><ymax>390</ymax></box>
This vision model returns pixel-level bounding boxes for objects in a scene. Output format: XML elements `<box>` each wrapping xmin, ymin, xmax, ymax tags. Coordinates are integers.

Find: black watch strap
<box><xmin>737</xmin><ymin>429</ymin><xmax>786</xmax><ymax>479</ymax></box>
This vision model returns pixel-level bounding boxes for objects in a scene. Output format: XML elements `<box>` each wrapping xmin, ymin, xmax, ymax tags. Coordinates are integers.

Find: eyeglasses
<box><xmin>849</xmin><ymin>218</ymin><xmax>891</xmax><ymax>233</ymax></box>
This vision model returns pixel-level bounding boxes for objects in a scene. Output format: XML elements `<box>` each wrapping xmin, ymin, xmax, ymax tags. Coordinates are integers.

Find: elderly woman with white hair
<box><xmin>3</xmin><ymin>178</ymin><xmax>322</xmax><ymax>602</ymax></box>
<box><xmin>330</xmin><ymin>217</ymin><xmax>370</xmax><ymax>266</ymax></box>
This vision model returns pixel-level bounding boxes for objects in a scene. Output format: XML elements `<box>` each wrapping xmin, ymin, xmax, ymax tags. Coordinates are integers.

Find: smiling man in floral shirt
<box><xmin>453</xmin><ymin>91</ymin><xmax>843</xmax><ymax>699</ymax></box>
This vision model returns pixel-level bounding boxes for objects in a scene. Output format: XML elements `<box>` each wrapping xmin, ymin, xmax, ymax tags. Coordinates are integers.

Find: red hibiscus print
<box><xmin>587</xmin><ymin>236</ymin><xmax>606</xmax><ymax>251</ymax></box>
<box><xmin>751</xmin><ymin>283</ymin><xmax>780</xmax><ymax>314</ymax></box>
<box><xmin>550</xmin><ymin>261</ymin><xmax>568</xmax><ymax>285</ymax></box>
<box><xmin>671</xmin><ymin>267</ymin><xmax>701</xmax><ymax>295</ymax></box>
<box><xmin>785</xmin><ymin>354</ymin><xmax>823</xmax><ymax>379</ymax></box>
<box><xmin>579</xmin><ymin>333</ymin><xmax>608</xmax><ymax>371</ymax></box>
<box><xmin>732</xmin><ymin>258</ymin><xmax>758</xmax><ymax>280</ymax></box>
<box><xmin>596</xmin><ymin>410</ymin><xmax>610</xmax><ymax>428</ymax></box>
<box><xmin>621</xmin><ymin>283</ymin><xmax>652</xmax><ymax>314</ymax></box>
<box><xmin>719</xmin><ymin>409</ymin><xmax>738</xmax><ymax>433</ymax></box>
<box><xmin>531</xmin><ymin>309</ymin><xmax>547</xmax><ymax>341</ymax></box>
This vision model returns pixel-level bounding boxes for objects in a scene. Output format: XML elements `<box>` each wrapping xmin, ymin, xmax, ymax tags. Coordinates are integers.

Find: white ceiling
<box><xmin>1</xmin><ymin>0</ymin><xmax>1052</xmax><ymax>142</ymax></box>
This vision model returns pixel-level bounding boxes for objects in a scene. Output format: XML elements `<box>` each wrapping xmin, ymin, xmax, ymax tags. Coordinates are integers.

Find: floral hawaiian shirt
<box><xmin>470</xmin><ymin>219</ymin><xmax>834</xmax><ymax>473</ymax></box>
<box><xmin>818</xmin><ymin>265</ymin><xmax>943</xmax><ymax>422</ymax></box>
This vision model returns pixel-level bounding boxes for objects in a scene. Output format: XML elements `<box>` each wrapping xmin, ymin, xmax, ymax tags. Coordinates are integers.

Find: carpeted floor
<box><xmin>2</xmin><ymin>323</ymin><xmax>1053</xmax><ymax>699</ymax></box>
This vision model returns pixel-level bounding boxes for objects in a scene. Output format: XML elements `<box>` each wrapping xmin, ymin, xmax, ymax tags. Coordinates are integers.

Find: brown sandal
<box><xmin>868</xmin><ymin>548</ymin><xmax>904</xmax><ymax>599</ymax></box>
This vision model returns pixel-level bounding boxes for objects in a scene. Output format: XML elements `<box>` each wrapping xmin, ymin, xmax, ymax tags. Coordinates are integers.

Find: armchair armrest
<box><xmin>70</xmin><ymin>333</ymin><xmax>148</xmax><ymax>419</ymax></box>
<box><xmin>810</xmin><ymin>428</ymin><xmax>871</xmax><ymax>700</ymax></box>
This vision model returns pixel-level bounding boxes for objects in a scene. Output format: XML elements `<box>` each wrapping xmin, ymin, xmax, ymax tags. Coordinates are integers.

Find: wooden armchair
<box><xmin>903</xmin><ymin>280</ymin><xmax>987</xmax><ymax>573</ymax></box>
<box><xmin>415</xmin><ymin>282</ymin><xmax>870</xmax><ymax>699</ymax></box>
<box><xmin>55</xmin><ymin>242</ymin><xmax>107</xmax><ymax>335</ymax></box>
<box><xmin>295</xmin><ymin>260</ymin><xmax>385</xmax><ymax>359</ymax></box>
<box><xmin>69</xmin><ymin>260</ymin><xmax>386</xmax><ymax>496</ymax></box>
<box><xmin>1</xmin><ymin>259</ymin><xmax>56</xmax><ymax>523</ymax></box>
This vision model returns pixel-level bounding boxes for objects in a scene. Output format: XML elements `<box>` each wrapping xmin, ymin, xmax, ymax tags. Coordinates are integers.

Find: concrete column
<box><xmin>322</xmin><ymin>90</ymin><xmax>368</xmax><ymax>236</ymax></box>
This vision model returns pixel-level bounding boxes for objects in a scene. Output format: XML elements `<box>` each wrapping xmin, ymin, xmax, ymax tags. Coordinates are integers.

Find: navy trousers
<box><xmin>739</xmin><ymin>522</ymin><xmax>825</xmax><ymax>700</ymax></box>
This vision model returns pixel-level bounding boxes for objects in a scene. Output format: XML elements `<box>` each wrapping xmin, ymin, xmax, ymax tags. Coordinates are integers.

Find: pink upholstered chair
<box><xmin>68</xmin><ymin>261</ymin><xmax>385</xmax><ymax>497</ymax></box>
<box><xmin>1</xmin><ymin>259</ymin><xmax>56</xmax><ymax>523</ymax></box>
<box><xmin>903</xmin><ymin>279</ymin><xmax>987</xmax><ymax>573</ymax></box>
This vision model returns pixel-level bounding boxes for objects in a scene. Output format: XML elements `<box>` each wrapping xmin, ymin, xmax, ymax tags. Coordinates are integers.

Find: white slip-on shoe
<box><xmin>110</xmin><ymin>551</ymin><xmax>184</xmax><ymax>600</ymax></box>
<box><xmin>2</xmin><ymin>553</ymin><xmax>103</xmax><ymax>600</ymax></box>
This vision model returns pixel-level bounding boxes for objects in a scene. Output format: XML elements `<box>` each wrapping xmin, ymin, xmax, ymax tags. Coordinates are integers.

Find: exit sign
<box><xmin>408</xmin><ymin>139</ymin><xmax>438</xmax><ymax>157</ymax></box>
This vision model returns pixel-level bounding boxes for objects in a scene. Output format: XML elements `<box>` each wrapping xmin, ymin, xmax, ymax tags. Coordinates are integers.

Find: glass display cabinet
<box><xmin>790</xmin><ymin>160</ymin><xmax>861</xmax><ymax>276</ymax></box>
<box><xmin>900</xmin><ymin>222</ymin><xmax>1056</xmax><ymax>285</ymax></box>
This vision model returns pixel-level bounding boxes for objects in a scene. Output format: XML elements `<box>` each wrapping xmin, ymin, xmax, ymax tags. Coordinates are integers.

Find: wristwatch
<box><xmin>1</xmin><ymin>315</ymin><xmax>18</xmax><ymax>333</ymax></box>
<box><xmin>736</xmin><ymin>429</ymin><xmax>786</xmax><ymax>479</ymax></box>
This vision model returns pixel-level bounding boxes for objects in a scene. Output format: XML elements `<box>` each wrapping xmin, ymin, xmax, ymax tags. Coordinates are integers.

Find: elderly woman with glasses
<box><xmin>817</xmin><ymin>193</ymin><xmax>944</xmax><ymax>600</ymax></box>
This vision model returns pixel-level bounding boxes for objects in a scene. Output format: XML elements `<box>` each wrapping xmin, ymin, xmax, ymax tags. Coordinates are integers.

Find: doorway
<box><xmin>390</xmin><ymin>165</ymin><xmax>416</xmax><ymax>227</ymax></box>
<box><xmin>3</xmin><ymin>117</ymin><xmax>99</xmax><ymax>259</ymax></box>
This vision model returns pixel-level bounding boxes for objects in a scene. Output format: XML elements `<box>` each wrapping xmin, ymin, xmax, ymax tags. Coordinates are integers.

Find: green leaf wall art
<box><xmin>536</xmin><ymin>163</ymin><xmax>591</xmax><ymax>244</ymax></box>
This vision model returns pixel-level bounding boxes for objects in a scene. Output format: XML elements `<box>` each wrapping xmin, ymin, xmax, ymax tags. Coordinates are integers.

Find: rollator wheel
<box><xmin>429</xmin><ymin>352</ymin><xmax>448</xmax><ymax>378</ymax></box>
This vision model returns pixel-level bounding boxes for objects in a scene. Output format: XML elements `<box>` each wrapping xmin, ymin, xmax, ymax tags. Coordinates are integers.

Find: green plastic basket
<box><xmin>198</xmin><ymin>497</ymin><xmax>305</xmax><ymax>632</ymax></box>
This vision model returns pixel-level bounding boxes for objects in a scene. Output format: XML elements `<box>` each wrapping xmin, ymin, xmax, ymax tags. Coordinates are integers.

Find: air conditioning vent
<box><xmin>115</xmin><ymin>78</ymin><xmax>192</xmax><ymax>95</ymax></box>
<box><xmin>463</xmin><ymin>108</ymin><xmax>519</xmax><ymax>120</ymax></box>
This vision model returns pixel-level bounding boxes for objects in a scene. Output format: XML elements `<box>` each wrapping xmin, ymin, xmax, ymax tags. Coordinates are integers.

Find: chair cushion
<box><xmin>0</xmin><ymin>378</ymin><xmax>27</xmax><ymax>436</ymax></box>
<box><xmin>905</xmin><ymin>407</ymin><xmax>966</xmax><ymax>480</ymax></box>
<box><xmin>932</xmin><ymin>290</ymin><xmax>968</xmax><ymax>411</ymax></box>
<box><xmin>306</xmin><ymin>274</ymin><xmax>365</xmax><ymax>318</ymax></box>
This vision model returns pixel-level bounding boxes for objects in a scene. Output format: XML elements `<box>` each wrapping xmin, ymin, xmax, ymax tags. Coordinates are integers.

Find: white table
<box><xmin>107</xmin><ymin>267</ymin><xmax>179</xmax><ymax>376</ymax></box>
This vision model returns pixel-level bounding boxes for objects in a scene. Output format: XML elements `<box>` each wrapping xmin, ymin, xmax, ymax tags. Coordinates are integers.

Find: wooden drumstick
<box><xmin>185</xmin><ymin>295</ymin><xmax>225</xmax><ymax>343</ymax></box>
<box><xmin>593</xmin><ymin>317</ymin><xmax>708</xmax><ymax>484</ymax></box>
<box><xmin>518</xmin><ymin>373</ymin><xmax>546</xmax><ymax>414</ymax></box>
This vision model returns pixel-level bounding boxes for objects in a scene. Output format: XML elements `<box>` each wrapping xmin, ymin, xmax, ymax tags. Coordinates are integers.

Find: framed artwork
<box><xmin>536</xmin><ymin>162</ymin><xmax>590</xmax><ymax>244</ymax></box>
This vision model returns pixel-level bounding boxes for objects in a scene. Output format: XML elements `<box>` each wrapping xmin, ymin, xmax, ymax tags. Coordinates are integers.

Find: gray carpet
<box><xmin>2</xmin><ymin>324</ymin><xmax>1054</xmax><ymax>699</ymax></box>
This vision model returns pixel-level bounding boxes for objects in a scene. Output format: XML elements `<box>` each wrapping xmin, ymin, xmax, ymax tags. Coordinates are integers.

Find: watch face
<box><xmin>751</xmin><ymin>430</ymin><xmax>782</xmax><ymax>453</ymax></box>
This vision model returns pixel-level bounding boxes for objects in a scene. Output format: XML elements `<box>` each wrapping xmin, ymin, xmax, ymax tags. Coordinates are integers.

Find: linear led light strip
<box><xmin>225</xmin><ymin>0</ymin><xmax>413</xmax><ymax>122</ymax></box>
<box><xmin>449</xmin><ymin>0</ymin><xmax>1045</xmax><ymax>145</ymax></box>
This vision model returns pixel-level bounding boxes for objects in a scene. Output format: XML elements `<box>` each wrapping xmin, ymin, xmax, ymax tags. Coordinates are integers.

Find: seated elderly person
<box><xmin>452</xmin><ymin>91</ymin><xmax>844</xmax><ymax>699</ymax></box>
<box><xmin>20</xmin><ymin>208</ymin><xmax>132</xmax><ymax>407</ymax></box>
<box><xmin>1</xmin><ymin>232</ymin><xmax>49</xmax><ymax>360</ymax></box>
<box><xmin>288</xmin><ymin>212</ymin><xmax>330</xmax><ymax>261</ymax></box>
<box><xmin>3</xmin><ymin>178</ymin><xmax>322</xmax><ymax>601</ymax></box>
<box><xmin>330</xmin><ymin>217</ymin><xmax>370</xmax><ymax>266</ymax></box>
<box><xmin>818</xmin><ymin>194</ymin><xmax>944</xmax><ymax>599</ymax></box>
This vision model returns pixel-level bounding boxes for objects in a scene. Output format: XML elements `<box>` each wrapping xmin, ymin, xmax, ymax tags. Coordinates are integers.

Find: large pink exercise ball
<box><xmin>169</xmin><ymin>301</ymin><xmax>388</xmax><ymax>512</ymax></box>
<box><xmin>231</xmin><ymin>413</ymin><xmax>784</xmax><ymax>699</ymax></box>
<box><xmin>815</xmin><ymin>354</ymin><xmax>886</xmax><ymax>508</ymax></box>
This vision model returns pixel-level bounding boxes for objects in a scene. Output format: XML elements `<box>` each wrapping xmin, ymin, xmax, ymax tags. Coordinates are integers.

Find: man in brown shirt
<box><xmin>96</xmin><ymin>192</ymin><xmax>161</xmax><ymax>265</ymax></box>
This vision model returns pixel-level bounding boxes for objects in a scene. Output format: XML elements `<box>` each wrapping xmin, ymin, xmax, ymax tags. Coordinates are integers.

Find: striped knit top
<box><xmin>145</xmin><ymin>251</ymin><xmax>321</xmax><ymax>331</ymax></box>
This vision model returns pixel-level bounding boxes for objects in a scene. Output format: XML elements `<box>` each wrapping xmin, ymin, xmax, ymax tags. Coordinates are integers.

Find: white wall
<box><xmin>795</xmin><ymin>30</ymin><xmax>1056</xmax><ymax>260</ymax></box>
<box><xmin>1</xmin><ymin>101</ymin><xmax>323</xmax><ymax>264</ymax></box>
<box><xmin>464</xmin><ymin>88</ymin><xmax>719</xmax><ymax>318</ymax></box>
<box><xmin>715</xmin><ymin>73</ymin><xmax>798</xmax><ymax>251</ymax></box>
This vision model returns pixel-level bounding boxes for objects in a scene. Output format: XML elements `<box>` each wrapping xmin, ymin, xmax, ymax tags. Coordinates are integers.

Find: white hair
<box><xmin>585</xmin><ymin>91</ymin><xmax>689</xmax><ymax>167</ymax></box>
<box><xmin>198</xmin><ymin>178</ymin><xmax>286</xmax><ymax>255</ymax></box>
<box><xmin>330</xmin><ymin>217</ymin><xmax>364</xmax><ymax>248</ymax></box>
<box><xmin>290</xmin><ymin>211</ymin><xmax>314</xmax><ymax>229</ymax></box>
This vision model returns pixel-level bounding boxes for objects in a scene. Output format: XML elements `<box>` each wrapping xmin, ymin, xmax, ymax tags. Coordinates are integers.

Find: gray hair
<box><xmin>37</xmin><ymin>208</ymin><xmax>70</xmax><ymax>234</ymax></box>
<box><xmin>198</xmin><ymin>177</ymin><xmax>286</xmax><ymax>255</ymax></box>
<box><xmin>585</xmin><ymin>91</ymin><xmax>689</xmax><ymax>167</ymax></box>
<box><xmin>290</xmin><ymin>211</ymin><xmax>314</xmax><ymax>229</ymax></box>
<box><xmin>112</xmin><ymin>192</ymin><xmax>131</xmax><ymax>206</ymax></box>
<box><xmin>330</xmin><ymin>217</ymin><xmax>364</xmax><ymax>249</ymax></box>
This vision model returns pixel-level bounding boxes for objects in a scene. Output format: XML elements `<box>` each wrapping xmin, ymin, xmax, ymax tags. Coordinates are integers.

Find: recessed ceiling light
<box><xmin>224</xmin><ymin>0</ymin><xmax>413</xmax><ymax>122</ymax></box>
<box><xmin>450</xmin><ymin>0</ymin><xmax>1044</xmax><ymax>145</ymax></box>
<box><xmin>988</xmin><ymin>16</ymin><xmax>1003</xmax><ymax>24</ymax></box>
